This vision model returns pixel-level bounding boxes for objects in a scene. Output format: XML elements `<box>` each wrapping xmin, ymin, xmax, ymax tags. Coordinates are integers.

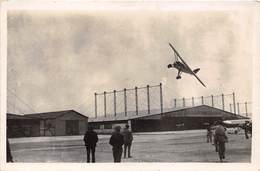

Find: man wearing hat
<box><xmin>122</xmin><ymin>124</ymin><xmax>133</xmax><ymax>158</ymax></box>
<box><xmin>214</xmin><ymin>120</ymin><xmax>228</xmax><ymax>162</ymax></box>
<box><xmin>83</xmin><ymin>125</ymin><xmax>98</xmax><ymax>163</ymax></box>
<box><xmin>109</xmin><ymin>126</ymin><xmax>124</xmax><ymax>162</ymax></box>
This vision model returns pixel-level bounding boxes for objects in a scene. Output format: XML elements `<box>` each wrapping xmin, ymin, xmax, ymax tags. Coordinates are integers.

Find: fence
<box><xmin>172</xmin><ymin>93</ymin><xmax>235</xmax><ymax>111</ymax></box>
<box><xmin>94</xmin><ymin>83</ymin><xmax>252</xmax><ymax>118</ymax></box>
<box><xmin>94</xmin><ymin>83</ymin><xmax>163</xmax><ymax>118</ymax></box>
<box><xmin>230</xmin><ymin>102</ymin><xmax>252</xmax><ymax>117</ymax></box>
<box><xmin>172</xmin><ymin>93</ymin><xmax>252</xmax><ymax>117</ymax></box>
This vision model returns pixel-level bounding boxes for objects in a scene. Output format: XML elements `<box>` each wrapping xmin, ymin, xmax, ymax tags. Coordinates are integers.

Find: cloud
<box><xmin>7</xmin><ymin>9</ymin><xmax>253</xmax><ymax>116</ymax></box>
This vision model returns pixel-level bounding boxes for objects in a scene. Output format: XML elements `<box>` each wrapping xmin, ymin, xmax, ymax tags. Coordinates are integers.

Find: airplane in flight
<box><xmin>167</xmin><ymin>43</ymin><xmax>206</xmax><ymax>87</ymax></box>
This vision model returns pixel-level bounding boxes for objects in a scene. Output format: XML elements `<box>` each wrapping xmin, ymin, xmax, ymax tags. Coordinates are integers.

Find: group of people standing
<box><xmin>7</xmin><ymin>120</ymin><xmax>250</xmax><ymax>163</ymax></box>
<box><xmin>83</xmin><ymin>124</ymin><xmax>133</xmax><ymax>163</ymax></box>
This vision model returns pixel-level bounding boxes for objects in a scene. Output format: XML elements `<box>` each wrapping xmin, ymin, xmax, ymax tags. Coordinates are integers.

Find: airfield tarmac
<box><xmin>9</xmin><ymin>130</ymin><xmax>251</xmax><ymax>163</ymax></box>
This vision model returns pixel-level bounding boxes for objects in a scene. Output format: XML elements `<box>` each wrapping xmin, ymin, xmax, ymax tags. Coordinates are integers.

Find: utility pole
<box><xmin>124</xmin><ymin>88</ymin><xmax>127</xmax><ymax>116</ymax></box>
<box><xmin>147</xmin><ymin>85</ymin><xmax>150</xmax><ymax>114</ymax></box>
<box><xmin>159</xmin><ymin>83</ymin><xmax>163</xmax><ymax>114</ymax></box>
<box><xmin>104</xmin><ymin>91</ymin><xmax>107</xmax><ymax>117</ymax></box>
<box><xmin>135</xmin><ymin>87</ymin><xmax>138</xmax><ymax>115</ymax></box>
<box><xmin>94</xmin><ymin>93</ymin><xmax>97</xmax><ymax>118</ymax></box>
<box><xmin>222</xmin><ymin>94</ymin><xmax>225</xmax><ymax>110</ymax></box>
<box><xmin>233</xmin><ymin>92</ymin><xmax>236</xmax><ymax>114</ymax></box>
<box><xmin>245</xmin><ymin>102</ymin><xmax>248</xmax><ymax>117</ymax></box>
<box><xmin>211</xmin><ymin>95</ymin><xmax>214</xmax><ymax>107</ymax></box>
<box><xmin>113</xmin><ymin>90</ymin><xmax>117</xmax><ymax>117</ymax></box>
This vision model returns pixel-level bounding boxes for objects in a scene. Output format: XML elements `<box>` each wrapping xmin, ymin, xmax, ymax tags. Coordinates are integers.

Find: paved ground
<box><xmin>9</xmin><ymin>130</ymin><xmax>251</xmax><ymax>163</ymax></box>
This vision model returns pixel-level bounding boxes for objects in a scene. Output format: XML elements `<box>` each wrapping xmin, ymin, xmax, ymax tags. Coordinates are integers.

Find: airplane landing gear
<box><xmin>176</xmin><ymin>70</ymin><xmax>182</xmax><ymax>79</ymax></box>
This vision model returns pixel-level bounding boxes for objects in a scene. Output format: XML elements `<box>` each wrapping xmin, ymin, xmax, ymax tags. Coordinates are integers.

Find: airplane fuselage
<box><xmin>173</xmin><ymin>61</ymin><xmax>193</xmax><ymax>74</ymax></box>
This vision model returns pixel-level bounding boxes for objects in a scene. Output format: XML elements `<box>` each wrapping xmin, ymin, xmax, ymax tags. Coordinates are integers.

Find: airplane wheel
<box><xmin>176</xmin><ymin>76</ymin><xmax>181</xmax><ymax>79</ymax></box>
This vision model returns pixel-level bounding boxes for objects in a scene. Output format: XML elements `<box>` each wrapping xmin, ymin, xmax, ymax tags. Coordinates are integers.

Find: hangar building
<box><xmin>88</xmin><ymin>105</ymin><xmax>247</xmax><ymax>133</ymax></box>
<box><xmin>7</xmin><ymin>110</ymin><xmax>88</xmax><ymax>138</ymax></box>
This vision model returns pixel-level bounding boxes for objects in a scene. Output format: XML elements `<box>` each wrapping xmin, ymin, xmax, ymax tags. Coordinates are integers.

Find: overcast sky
<box><xmin>7</xmin><ymin>8</ymin><xmax>254</xmax><ymax>116</ymax></box>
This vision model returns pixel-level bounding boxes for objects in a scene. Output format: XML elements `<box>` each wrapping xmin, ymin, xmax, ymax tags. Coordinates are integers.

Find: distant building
<box><xmin>89</xmin><ymin>105</ymin><xmax>247</xmax><ymax>133</ymax></box>
<box><xmin>7</xmin><ymin>110</ymin><xmax>88</xmax><ymax>138</ymax></box>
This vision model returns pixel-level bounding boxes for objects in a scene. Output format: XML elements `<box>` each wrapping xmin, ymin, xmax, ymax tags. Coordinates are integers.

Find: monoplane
<box><xmin>167</xmin><ymin>43</ymin><xmax>206</xmax><ymax>87</ymax></box>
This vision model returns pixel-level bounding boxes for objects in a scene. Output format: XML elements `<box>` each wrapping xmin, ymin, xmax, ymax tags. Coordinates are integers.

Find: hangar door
<box><xmin>65</xmin><ymin>120</ymin><xmax>79</xmax><ymax>135</ymax></box>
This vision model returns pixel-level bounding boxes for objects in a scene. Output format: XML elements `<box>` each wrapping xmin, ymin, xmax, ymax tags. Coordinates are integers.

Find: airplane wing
<box><xmin>169</xmin><ymin>43</ymin><xmax>206</xmax><ymax>87</ymax></box>
<box><xmin>223</xmin><ymin>119</ymin><xmax>251</xmax><ymax>125</ymax></box>
<box><xmin>169</xmin><ymin>43</ymin><xmax>182</xmax><ymax>60</ymax></box>
<box><xmin>190</xmin><ymin>69</ymin><xmax>206</xmax><ymax>87</ymax></box>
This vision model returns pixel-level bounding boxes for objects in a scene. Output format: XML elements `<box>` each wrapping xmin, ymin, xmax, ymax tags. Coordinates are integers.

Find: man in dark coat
<box><xmin>206</xmin><ymin>125</ymin><xmax>213</xmax><ymax>143</ymax></box>
<box><xmin>243</xmin><ymin>121</ymin><xmax>251</xmax><ymax>139</ymax></box>
<box><xmin>109</xmin><ymin>126</ymin><xmax>124</xmax><ymax>163</ymax></box>
<box><xmin>122</xmin><ymin>124</ymin><xmax>133</xmax><ymax>158</ymax></box>
<box><xmin>83</xmin><ymin>125</ymin><xmax>98</xmax><ymax>163</ymax></box>
<box><xmin>214</xmin><ymin>121</ymin><xmax>228</xmax><ymax>162</ymax></box>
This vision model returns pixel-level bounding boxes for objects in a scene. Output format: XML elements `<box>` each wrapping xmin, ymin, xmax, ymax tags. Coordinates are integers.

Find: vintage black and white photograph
<box><xmin>2</xmin><ymin>1</ymin><xmax>259</xmax><ymax>165</ymax></box>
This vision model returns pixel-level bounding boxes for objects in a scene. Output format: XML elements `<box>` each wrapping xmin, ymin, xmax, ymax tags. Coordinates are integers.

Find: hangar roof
<box><xmin>7</xmin><ymin>113</ymin><xmax>38</xmax><ymax>120</ymax></box>
<box><xmin>88</xmin><ymin>105</ymin><xmax>246</xmax><ymax>123</ymax></box>
<box><xmin>7</xmin><ymin>110</ymin><xmax>88</xmax><ymax>120</ymax></box>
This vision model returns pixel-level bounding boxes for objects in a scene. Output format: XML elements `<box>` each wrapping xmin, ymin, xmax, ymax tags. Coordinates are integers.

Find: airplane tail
<box><xmin>193</xmin><ymin>68</ymin><xmax>200</xmax><ymax>74</ymax></box>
